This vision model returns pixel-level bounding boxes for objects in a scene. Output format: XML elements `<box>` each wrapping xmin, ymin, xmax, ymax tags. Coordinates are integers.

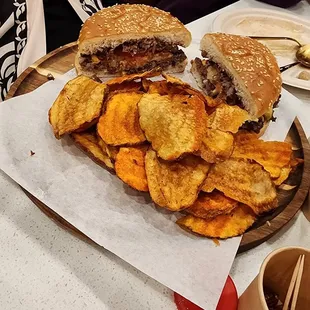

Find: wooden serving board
<box><xmin>6</xmin><ymin>42</ymin><xmax>310</xmax><ymax>253</ymax></box>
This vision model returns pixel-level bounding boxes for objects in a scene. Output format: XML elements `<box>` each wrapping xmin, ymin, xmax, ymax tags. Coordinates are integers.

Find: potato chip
<box><xmin>162</xmin><ymin>73</ymin><xmax>210</xmax><ymax>106</ymax></box>
<box><xmin>198</xmin><ymin>128</ymin><xmax>234</xmax><ymax>163</ymax></box>
<box><xmin>177</xmin><ymin>205</ymin><xmax>256</xmax><ymax>239</ymax></box>
<box><xmin>148</xmin><ymin>80</ymin><xmax>170</xmax><ymax>95</ymax></box>
<box><xmin>234</xmin><ymin>131</ymin><xmax>258</xmax><ymax>143</ymax></box>
<box><xmin>162</xmin><ymin>73</ymin><xmax>187</xmax><ymax>86</ymax></box>
<box><xmin>108</xmin><ymin>81</ymin><xmax>142</xmax><ymax>93</ymax></box>
<box><xmin>71</xmin><ymin>132</ymin><xmax>114</xmax><ymax>170</ymax></box>
<box><xmin>232</xmin><ymin>135</ymin><xmax>292</xmax><ymax>178</ymax></box>
<box><xmin>186</xmin><ymin>191</ymin><xmax>238</xmax><ymax>219</ymax></box>
<box><xmin>139</xmin><ymin>93</ymin><xmax>206</xmax><ymax>160</ymax></box>
<box><xmin>145</xmin><ymin>149</ymin><xmax>210</xmax><ymax>211</ymax></box>
<box><xmin>202</xmin><ymin>158</ymin><xmax>278</xmax><ymax>215</ymax></box>
<box><xmin>204</xmin><ymin>96</ymin><xmax>221</xmax><ymax>108</ymax></box>
<box><xmin>206</xmin><ymin>104</ymin><xmax>250</xmax><ymax>133</ymax></box>
<box><xmin>106</xmin><ymin>69</ymin><xmax>161</xmax><ymax>85</ymax></box>
<box><xmin>115</xmin><ymin>145</ymin><xmax>148</xmax><ymax>192</ymax></box>
<box><xmin>97</xmin><ymin>92</ymin><xmax>145</xmax><ymax>146</ymax></box>
<box><xmin>49</xmin><ymin>75</ymin><xmax>107</xmax><ymax>139</ymax></box>
<box><xmin>97</xmin><ymin>136</ymin><xmax>119</xmax><ymax>161</ymax></box>
<box><xmin>273</xmin><ymin>166</ymin><xmax>292</xmax><ymax>186</ymax></box>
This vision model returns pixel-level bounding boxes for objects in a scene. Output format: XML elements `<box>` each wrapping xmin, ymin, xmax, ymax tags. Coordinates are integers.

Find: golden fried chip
<box><xmin>148</xmin><ymin>80</ymin><xmax>170</xmax><ymax>95</ymax></box>
<box><xmin>139</xmin><ymin>93</ymin><xmax>206</xmax><ymax>160</ymax></box>
<box><xmin>97</xmin><ymin>92</ymin><xmax>145</xmax><ymax>146</ymax></box>
<box><xmin>106</xmin><ymin>69</ymin><xmax>161</xmax><ymax>85</ymax></box>
<box><xmin>273</xmin><ymin>166</ymin><xmax>292</xmax><ymax>186</ymax></box>
<box><xmin>115</xmin><ymin>145</ymin><xmax>148</xmax><ymax>192</ymax></box>
<box><xmin>205</xmin><ymin>96</ymin><xmax>221</xmax><ymax>108</ymax></box>
<box><xmin>49</xmin><ymin>76</ymin><xmax>107</xmax><ymax>139</ymax></box>
<box><xmin>145</xmin><ymin>149</ymin><xmax>210</xmax><ymax>211</ymax></box>
<box><xmin>106</xmin><ymin>145</ymin><xmax>119</xmax><ymax>161</ymax></box>
<box><xmin>186</xmin><ymin>191</ymin><xmax>238</xmax><ymax>219</ymax></box>
<box><xmin>198</xmin><ymin>128</ymin><xmax>234</xmax><ymax>163</ymax></box>
<box><xmin>206</xmin><ymin>104</ymin><xmax>250</xmax><ymax>133</ymax></box>
<box><xmin>234</xmin><ymin>131</ymin><xmax>258</xmax><ymax>143</ymax></box>
<box><xmin>202</xmin><ymin>158</ymin><xmax>278</xmax><ymax>215</ymax></box>
<box><xmin>177</xmin><ymin>205</ymin><xmax>256</xmax><ymax>239</ymax></box>
<box><xmin>162</xmin><ymin>73</ymin><xmax>187</xmax><ymax>86</ymax></box>
<box><xmin>71</xmin><ymin>132</ymin><xmax>114</xmax><ymax>170</ymax></box>
<box><xmin>108</xmin><ymin>81</ymin><xmax>142</xmax><ymax>93</ymax></box>
<box><xmin>162</xmin><ymin>73</ymin><xmax>210</xmax><ymax>106</ymax></box>
<box><xmin>97</xmin><ymin>136</ymin><xmax>119</xmax><ymax>161</ymax></box>
<box><xmin>232</xmin><ymin>135</ymin><xmax>292</xmax><ymax>178</ymax></box>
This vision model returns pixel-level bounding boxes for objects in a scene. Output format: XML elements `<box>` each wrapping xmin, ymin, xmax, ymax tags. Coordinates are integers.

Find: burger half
<box><xmin>191</xmin><ymin>33</ymin><xmax>282</xmax><ymax>135</ymax></box>
<box><xmin>76</xmin><ymin>4</ymin><xmax>191</xmax><ymax>77</ymax></box>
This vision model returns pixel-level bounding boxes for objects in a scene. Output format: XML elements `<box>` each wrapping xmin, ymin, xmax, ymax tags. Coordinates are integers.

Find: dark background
<box><xmin>43</xmin><ymin>0</ymin><xmax>238</xmax><ymax>52</ymax></box>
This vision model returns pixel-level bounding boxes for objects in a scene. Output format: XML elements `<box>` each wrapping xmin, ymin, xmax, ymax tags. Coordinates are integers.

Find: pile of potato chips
<box><xmin>49</xmin><ymin>71</ymin><xmax>301</xmax><ymax>239</ymax></box>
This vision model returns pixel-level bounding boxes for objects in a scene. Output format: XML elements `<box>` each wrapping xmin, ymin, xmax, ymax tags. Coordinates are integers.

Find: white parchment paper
<box><xmin>0</xmin><ymin>41</ymin><xmax>304</xmax><ymax>309</ymax></box>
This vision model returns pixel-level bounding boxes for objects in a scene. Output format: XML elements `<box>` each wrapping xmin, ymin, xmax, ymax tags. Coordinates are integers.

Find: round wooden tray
<box><xmin>6</xmin><ymin>43</ymin><xmax>310</xmax><ymax>253</ymax></box>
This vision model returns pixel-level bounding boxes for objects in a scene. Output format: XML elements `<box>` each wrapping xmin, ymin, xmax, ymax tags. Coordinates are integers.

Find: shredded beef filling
<box><xmin>192</xmin><ymin>57</ymin><xmax>280</xmax><ymax>133</ymax></box>
<box><xmin>239</xmin><ymin>117</ymin><xmax>264</xmax><ymax>134</ymax></box>
<box><xmin>79</xmin><ymin>38</ymin><xmax>186</xmax><ymax>74</ymax></box>
<box><xmin>192</xmin><ymin>57</ymin><xmax>244</xmax><ymax>108</ymax></box>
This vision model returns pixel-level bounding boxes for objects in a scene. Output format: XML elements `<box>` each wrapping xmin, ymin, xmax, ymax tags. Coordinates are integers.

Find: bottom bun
<box><xmin>75</xmin><ymin>52</ymin><xmax>187</xmax><ymax>78</ymax></box>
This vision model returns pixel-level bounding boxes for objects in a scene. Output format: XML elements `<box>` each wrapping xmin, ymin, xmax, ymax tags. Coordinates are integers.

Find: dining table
<box><xmin>1</xmin><ymin>0</ymin><xmax>310</xmax><ymax>309</ymax></box>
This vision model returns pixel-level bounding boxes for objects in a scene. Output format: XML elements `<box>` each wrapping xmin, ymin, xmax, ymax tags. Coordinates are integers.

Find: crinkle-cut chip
<box><xmin>97</xmin><ymin>92</ymin><xmax>145</xmax><ymax>146</ymax></box>
<box><xmin>201</xmin><ymin>158</ymin><xmax>278</xmax><ymax>215</ymax></box>
<box><xmin>198</xmin><ymin>128</ymin><xmax>234</xmax><ymax>163</ymax></box>
<box><xmin>186</xmin><ymin>191</ymin><xmax>238</xmax><ymax>219</ymax></box>
<box><xmin>106</xmin><ymin>70</ymin><xmax>161</xmax><ymax>85</ymax></box>
<box><xmin>97</xmin><ymin>136</ymin><xmax>119</xmax><ymax>161</ymax></box>
<box><xmin>273</xmin><ymin>166</ymin><xmax>292</xmax><ymax>186</ymax></box>
<box><xmin>177</xmin><ymin>205</ymin><xmax>256</xmax><ymax>239</ymax></box>
<box><xmin>49</xmin><ymin>76</ymin><xmax>107</xmax><ymax>139</ymax></box>
<box><xmin>232</xmin><ymin>136</ymin><xmax>292</xmax><ymax>178</ymax></box>
<box><xmin>71</xmin><ymin>132</ymin><xmax>114</xmax><ymax>170</ymax></box>
<box><xmin>115</xmin><ymin>145</ymin><xmax>148</xmax><ymax>192</ymax></box>
<box><xmin>148</xmin><ymin>81</ymin><xmax>170</xmax><ymax>95</ymax></box>
<box><xmin>139</xmin><ymin>93</ymin><xmax>207</xmax><ymax>160</ymax></box>
<box><xmin>108</xmin><ymin>81</ymin><xmax>142</xmax><ymax>93</ymax></box>
<box><xmin>145</xmin><ymin>149</ymin><xmax>210</xmax><ymax>211</ymax></box>
<box><xmin>206</xmin><ymin>104</ymin><xmax>250</xmax><ymax>133</ymax></box>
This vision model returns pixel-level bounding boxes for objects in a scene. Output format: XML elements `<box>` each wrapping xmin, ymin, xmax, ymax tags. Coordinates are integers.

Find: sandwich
<box><xmin>191</xmin><ymin>33</ymin><xmax>282</xmax><ymax>135</ymax></box>
<box><xmin>75</xmin><ymin>4</ymin><xmax>191</xmax><ymax>77</ymax></box>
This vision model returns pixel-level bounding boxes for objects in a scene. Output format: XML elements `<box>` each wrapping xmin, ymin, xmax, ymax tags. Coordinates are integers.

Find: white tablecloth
<box><xmin>1</xmin><ymin>0</ymin><xmax>309</xmax><ymax>309</ymax></box>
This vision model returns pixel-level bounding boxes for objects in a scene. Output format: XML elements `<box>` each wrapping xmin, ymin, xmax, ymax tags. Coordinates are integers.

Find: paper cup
<box><xmin>238</xmin><ymin>247</ymin><xmax>310</xmax><ymax>310</ymax></box>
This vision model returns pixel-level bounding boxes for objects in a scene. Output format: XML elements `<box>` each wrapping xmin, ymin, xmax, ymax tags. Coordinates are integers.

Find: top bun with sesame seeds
<box><xmin>200</xmin><ymin>33</ymin><xmax>281</xmax><ymax>118</ymax></box>
<box><xmin>191</xmin><ymin>33</ymin><xmax>282</xmax><ymax>135</ymax></box>
<box><xmin>75</xmin><ymin>4</ymin><xmax>192</xmax><ymax>77</ymax></box>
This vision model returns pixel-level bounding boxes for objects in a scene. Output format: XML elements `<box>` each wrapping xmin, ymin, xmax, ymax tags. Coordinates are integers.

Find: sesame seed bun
<box><xmin>200</xmin><ymin>33</ymin><xmax>282</xmax><ymax>118</ymax></box>
<box><xmin>78</xmin><ymin>4</ymin><xmax>192</xmax><ymax>55</ymax></box>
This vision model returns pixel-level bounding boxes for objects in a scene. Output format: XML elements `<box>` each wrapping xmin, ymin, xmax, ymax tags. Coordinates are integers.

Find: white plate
<box><xmin>211</xmin><ymin>8</ymin><xmax>310</xmax><ymax>91</ymax></box>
